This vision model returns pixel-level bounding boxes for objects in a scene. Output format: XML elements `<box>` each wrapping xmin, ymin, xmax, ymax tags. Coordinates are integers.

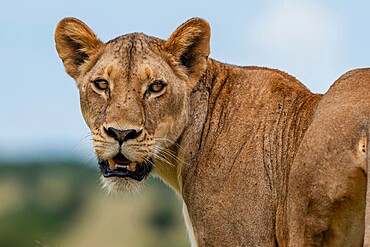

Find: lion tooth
<box><xmin>116</xmin><ymin>164</ymin><xmax>128</xmax><ymax>169</ymax></box>
<box><xmin>127</xmin><ymin>162</ymin><xmax>137</xmax><ymax>172</ymax></box>
<box><xmin>108</xmin><ymin>159</ymin><xmax>117</xmax><ymax>170</ymax></box>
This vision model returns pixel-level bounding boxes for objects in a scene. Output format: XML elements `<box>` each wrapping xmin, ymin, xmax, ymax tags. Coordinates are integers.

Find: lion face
<box><xmin>55</xmin><ymin>18</ymin><xmax>210</xmax><ymax>191</ymax></box>
<box><xmin>79</xmin><ymin>36</ymin><xmax>190</xmax><ymax>191</ymax></box>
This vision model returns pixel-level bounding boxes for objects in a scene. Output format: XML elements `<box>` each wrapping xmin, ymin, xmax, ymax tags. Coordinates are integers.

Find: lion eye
<box><xmin>93</xmin><ymin>79</ymin><xmax>109</xmax><ymax>91</ymax></box>
<box><xmin>148</xmin><ymin>80</ymin><xmax>166</xmax><ymax>93</ymax></box>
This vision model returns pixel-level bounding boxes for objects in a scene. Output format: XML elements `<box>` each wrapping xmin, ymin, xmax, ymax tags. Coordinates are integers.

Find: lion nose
<box><xmin>104</xmin><ymin>127</ymin><xmax>142</xmax><ymax>144</ymax></box>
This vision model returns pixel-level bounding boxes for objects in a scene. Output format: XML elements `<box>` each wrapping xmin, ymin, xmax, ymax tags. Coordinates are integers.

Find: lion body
<box><xmin>181</xmin><ymin>61</ymin><xmax>370</xmax><ymax>246</ymax></box>
<box><xmin>180</xmin><ymin>61</ymin><xmax>322</xmax><ymax>246</ymax></box>
<box><xmin>55</xmin><ymin>18</ymin><xmax>370</xmax><ymax>246</ymax></box>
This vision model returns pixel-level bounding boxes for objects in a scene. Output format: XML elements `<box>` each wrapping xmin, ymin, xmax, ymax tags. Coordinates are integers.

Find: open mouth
<box><xmin>99</xmin><ymin>153</ymin><xmax>152</xmax><ymax>181</ymax></box>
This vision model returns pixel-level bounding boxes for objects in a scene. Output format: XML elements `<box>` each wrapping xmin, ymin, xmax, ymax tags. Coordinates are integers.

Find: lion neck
<box><xmin>178</xmin><ymin>58</ymin><xmax>232</xmax><ymax>186</ymax></box>
<box><xmin>152</xmin><ymin>59</ymin><xmax>231</xmax><ymax>194</ymax></box>
<box><xmin>151</xmin><ymin>59</ymin><xmax>228</xmax><ymax>195</ymax></box>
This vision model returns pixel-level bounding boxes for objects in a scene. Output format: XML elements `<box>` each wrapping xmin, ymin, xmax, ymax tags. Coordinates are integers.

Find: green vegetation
<box><xmin>0</xmin><ymin>162</ymin><xmax>188</xmax><ymax>247</ymax></box>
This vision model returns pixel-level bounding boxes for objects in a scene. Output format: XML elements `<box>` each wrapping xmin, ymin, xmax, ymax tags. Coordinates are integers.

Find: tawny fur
<box><xmin>55</xmin><ymin>17</ymin><xmax>370</xmax><ymax>246</ymax></box>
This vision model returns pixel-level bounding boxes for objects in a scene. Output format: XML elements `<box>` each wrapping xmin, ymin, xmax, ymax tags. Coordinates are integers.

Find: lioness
<box><xmin>55</xmin><ymin>17</ymin><xmax>370</xmax><ymax>246</ymax></box>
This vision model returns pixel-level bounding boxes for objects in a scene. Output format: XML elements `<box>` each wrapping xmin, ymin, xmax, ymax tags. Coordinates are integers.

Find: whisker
<box><xmin>153</xmin><ymin>154</ymin><xmax>175</xmax><ymax>168</ymax></box>
<box><xmin>94</xmin><ymin>139</ymin><xmax>116</xmax><ymax>145</ymax></box>
<box><xmin>154</xmin><ymin>145</ymin><xmax>189</xmax><ymax>167</ymax></box>
<box><xmin>152</xmin><ymin>147</ymin><xmax>180</xmax><ymax>168</ymax></box>
<box><xmin>81</xmin><ymin>131</ymin><xmax>92</xmax><ymax>141</ymax></box>
<box><xmin>153</xmin><ymin>137</ymin><xmax>183</xmax><ymax>150</ymax></box>
<box><xmin>146</xmin><ymin>158</ymin><xmax>157</xmax><ymax>168</ymax></box>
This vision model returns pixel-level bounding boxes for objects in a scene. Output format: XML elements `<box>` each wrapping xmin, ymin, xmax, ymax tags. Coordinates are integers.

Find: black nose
<box><xmin>104</xmin><ymin>127</ymin><xmax>142</xmax><ymax>144</ymax></box>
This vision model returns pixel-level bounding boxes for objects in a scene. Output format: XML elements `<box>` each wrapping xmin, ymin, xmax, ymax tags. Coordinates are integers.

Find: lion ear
<box><xmin>54</xmin><ymin>18</ymin><xmax>103</xmax><ymax>79</ymax></box>
<box><xmin>165</xmin><ymin>18</ymin><xmax>211</xmax><ymax>83</ymax></box>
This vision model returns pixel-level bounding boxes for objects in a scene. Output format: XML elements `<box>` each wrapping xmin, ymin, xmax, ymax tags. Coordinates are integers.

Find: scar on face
<box><xmin>139</xmin><ymin>65</ymin><xmax>153</xmax><ymax>81</ymax></box>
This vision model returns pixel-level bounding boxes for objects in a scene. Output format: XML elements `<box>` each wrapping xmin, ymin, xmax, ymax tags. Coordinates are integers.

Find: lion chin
<box><xmin>100</xmin><ymin>176</ymin><xmax>146</xmax><ymax>194</ymax></box>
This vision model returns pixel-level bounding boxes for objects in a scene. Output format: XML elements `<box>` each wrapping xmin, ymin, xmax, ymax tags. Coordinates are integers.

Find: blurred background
<box><xmin>1</xmin><ymin>0</ymin><xmax>370</xmax><ymax>246</ymax></box>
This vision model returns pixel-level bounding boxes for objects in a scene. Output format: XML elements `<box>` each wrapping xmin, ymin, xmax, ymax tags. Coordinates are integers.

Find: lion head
<box><xmin>55</xmin><ymin>18</ymin><xmax>210</xmax><ymax>192</ymax></box>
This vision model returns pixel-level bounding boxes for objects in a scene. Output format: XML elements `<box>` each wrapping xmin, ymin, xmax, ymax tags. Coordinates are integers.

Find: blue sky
<box><xmin>1</xmin><ymin>0</ymin><xmax>370</xmax><ymax>162</ymax></box>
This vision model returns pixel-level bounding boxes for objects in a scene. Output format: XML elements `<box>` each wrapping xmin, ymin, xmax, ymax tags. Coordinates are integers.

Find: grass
<box><xmin>0</xmin><ymin>162</ymin><xmax>188</xmax><ymax>247</ymax></box>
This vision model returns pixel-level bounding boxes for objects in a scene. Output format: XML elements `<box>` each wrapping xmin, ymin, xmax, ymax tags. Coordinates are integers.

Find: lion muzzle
<box><xmin>99</xmin><ymin>153</ymin><xmax>152</xmax><ymax>181</ymax></box>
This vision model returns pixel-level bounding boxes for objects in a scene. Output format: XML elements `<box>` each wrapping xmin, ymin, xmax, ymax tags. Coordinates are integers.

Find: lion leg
<box><xmin>286</xmin><ymin>69</ymin><xmax>370</xmax><ymax>246</ymax></box>
<box><xmin>288</xmin><ymin>140</ymin><xmax>366</xmax><ymax>246</ymax></box>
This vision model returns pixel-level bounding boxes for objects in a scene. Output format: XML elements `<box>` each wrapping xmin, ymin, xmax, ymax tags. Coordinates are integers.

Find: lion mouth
<box><xmin>99</xmin><ymin>153</ymin><xmax>152</xmax><ymax>181</ymax></box>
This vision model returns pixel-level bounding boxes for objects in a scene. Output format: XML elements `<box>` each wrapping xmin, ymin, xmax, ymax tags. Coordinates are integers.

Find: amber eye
<box><xmin>148</xmin><ymin>80</ymin><xmax>166</xmax><ymax>93</ymax></box>
<box><xmin>93</xmin><ymin>79</ymin><xmax>109</xmax><ymax>91</ymax></box>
